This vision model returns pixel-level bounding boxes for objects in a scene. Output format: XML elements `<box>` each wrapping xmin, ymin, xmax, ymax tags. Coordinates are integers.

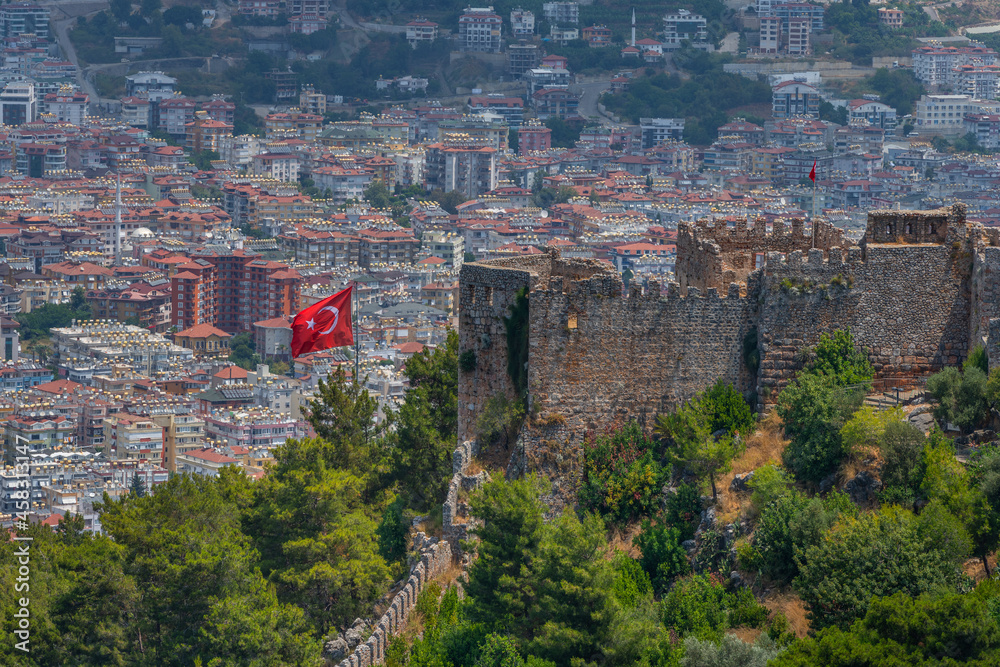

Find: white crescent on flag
<box><xmin>317</xmin><ymin>305</ymin><xmax>340</xmax><ymax>335</ymax></box>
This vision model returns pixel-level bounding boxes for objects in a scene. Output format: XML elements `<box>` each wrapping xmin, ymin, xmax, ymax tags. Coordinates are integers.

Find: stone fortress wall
<box><xmin>331</xmin><ymin>540</ymin><xmax>452</xmax><ymax>667</ymax></box>
<box><xmin>675</xmin><ymin>216</ymin><xmax>851</xmax><ymax>296</ymax></box>
<box><xmin>458</xmin><ymin>204</ymin><xmax>1000</xmax><ymax>507</ymax></box>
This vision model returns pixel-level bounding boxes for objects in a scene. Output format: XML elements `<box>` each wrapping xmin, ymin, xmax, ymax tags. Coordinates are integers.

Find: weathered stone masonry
<box><xmin>458</xmin><ymin>204</ymin><xmax>1000</xmax><ymax>507</ymax></box>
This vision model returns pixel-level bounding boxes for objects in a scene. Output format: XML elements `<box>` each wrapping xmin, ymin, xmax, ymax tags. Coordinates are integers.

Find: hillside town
<box><xmin>6</xmin><ymin>1</ymin><xmax>1000</xmax><ymax>664</ymax></box>
<box><xmin>1</xmin><ymin>0</ymin><xmax>1000</xmax><ymax>531</ymax></box>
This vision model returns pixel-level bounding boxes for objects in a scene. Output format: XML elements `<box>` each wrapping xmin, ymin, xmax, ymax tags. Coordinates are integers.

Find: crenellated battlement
<box><xmin>458</xmin><ymin>204</ymin><xmax>992</xmax><ymax>510</ymax></box>
<box><xmin>864</xmin><ymin>203</ymin><xmax>965</xmax><ymax>245</ymax></box>
<box><xmin>676</xmin><ymin>216</ymin><xmax>851</xmax><ymax>296</ymax></box>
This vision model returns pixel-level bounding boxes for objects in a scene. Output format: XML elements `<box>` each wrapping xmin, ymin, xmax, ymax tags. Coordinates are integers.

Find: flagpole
<box><xmin>810</xmin><ymin>159</ymin><xmax>817</xmax><ymax>249</ymax></box>
<box><xmin>353</xmin><ymin>280</ymin><xmax>359</xmax><ymax>383</ymax></box>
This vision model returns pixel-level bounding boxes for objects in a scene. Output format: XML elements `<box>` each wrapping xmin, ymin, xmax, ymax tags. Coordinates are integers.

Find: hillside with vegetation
<box><xmin>5</xmin><ymin>320</ymin><xmax>1000</xmax><ymax>666</ymax></box>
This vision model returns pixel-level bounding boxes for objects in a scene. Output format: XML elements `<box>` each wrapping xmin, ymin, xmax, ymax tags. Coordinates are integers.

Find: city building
<box><xmin>878</xmin><ymin>7</ymin><xmax>903</xmax><ymax>27</ymax></box>
<box><xmin>150</xmin><ymin>410</ymin><xmax>205</xmax><ymax>473</ymax></box>
<box><xmin>508</xmin><ymin>41</ymin><xmax>541</xmax><ymax>77</ymax></box>
<box><xmin>772</xmin><ymin>79</ymin><xmax>821</xmax><ymax>119</ymax></box>
<box><xmin>125</xmin><ymin>71</ymin><xmax>177</xmax><ymax>98</ymax></box>
<box><xmin>42</xmin><ymin>87</ymin><xmax>88</xmax><ymax>125</ymax></box>
<box><xmin>468</xmin><ymin>94</ymin><xmax>525</xmax><ymax>126</ymax></box>
<box><xmin>662</xmin><ymin>9</ymin><xmax>707</xmax><ymax>51</ymax></box>
<box><xmin>264</xmin><ymin>111</ymin><xmax>323</xmax><ymax>142</ymax></box>
<box><xmin>288</xmin><ymin>0</ymin><xmax>329</xmax><ymax>18</ymax></box>
<box><xmin>786</xmin><ymin>17</ymin><xmax>810</xmax><ymax>56</ymax></box>
<box><xmin>158</xmin><ymin>97</ymin><xmax>197</xmax><ymax>137</ymax></box>
<box><xmin>238</xmin><ymin>0</ymin><xmax>282</xmax><ymax>18</ymax></box>
<box><xmin>103</xmin><ymin>413</ymin><xmax>165</xmax><ymax>464</ymax></box>
<box><xmin>0</xmin><ymin>81</ymin><xmax>35</xmax><ymax>126</ymax></box>
<box><xmin>0</xmin><ymin>3</ymin><xmax>50</xmax><ymax>39</ymax></box>
<box><xmin>912</xmin><ymin>45</ymin><xmax>998</xmax><ymax>86</ymax></box>
<box><xmin>759</xmin><ymin>16</ymin><xmax>780</xmax><ymax>53</ymax></box>
<box><xmin>406</xmin><ymin>18</ymin><xmax>439</xmax><ymax>47</ymax></box>
<box><xmin>510</xmin><ymin>8</ymin><xmax>534</xmax><ymax>36</ymax></box>
<box><xmin>531</xmin><ymin>87</ymin><xmax>580</xmax><ymax>118</ymax></box>
<box><xmin>640</xmin><ymin>117</ymin><xmax>685</xmax><ymax>149</ymax></box>
<box><xmin>459</xmin><ymin>7</ymin><xmax>503</xmax><ymax>53</ymax></box>
<box><xmin>847</xmin><ymin>98</ymin><xmax>898</xmax><ymax>134</ymax></box>
<box><xmin>964</xmin><ymin>113</ymin><xmax>1000</xmax><ymax>149</ymax></box>
<box><xmin>185</xmin><ymin>112</ymin><xmax>234</xmax><ymax>154</ymax></box>
<box><xmin>772</xmin><ymin>2</ymin><xmax>824</xmax><ymax>33</ymax></box>
<box><xmin>525</xmin><ymin>66</ymin><xmax>572</xmax><ymax>96</ymax></box>
<box><xmin>170</xmin><ymin>253</ymin><xmax>301</xmax><ymax>334</ymax></box>
<box><xmin>356</xmin><ymin>227</ymin><xmax>420</xmax><ymax>268</ymax></box>
<box><xmin>422</xmin><ymin>231</ymin><xmax>465</xmax><ymax>267</ymax></box>
<box><xmin>517</xmin><ymin>122</ymin><xmax>552</xmax><ymax>153</ymax></box>
<box><xmin>582</xmin><ymin>25</ymin><xmax>611</xmax><ymax>47</ymax></box>
<box><xmin>543</xmin><ymin>1</ymin><xmax>578</xmax><ymax>25</ymax></box>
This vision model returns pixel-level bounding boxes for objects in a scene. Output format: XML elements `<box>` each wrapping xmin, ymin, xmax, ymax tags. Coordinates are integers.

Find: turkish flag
<box><xmin>290</xmin><ymin>286</ymin><xmax>354</xmax><ymax>358</ymax></box>
<box><xmin>809</xmin><ymin>160</ymin><xmax>816</xmax><ymax>183</ymax></box>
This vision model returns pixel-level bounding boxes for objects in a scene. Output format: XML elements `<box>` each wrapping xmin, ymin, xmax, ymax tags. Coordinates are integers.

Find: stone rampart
<box><xmin>443</xmin><ymin>439</ymin><xmax>487</xmax><ymax>559</ymax></box>
<box><xmin>457</xmin><ymin>253</ymin><xmax>615</xmax><ymax>442</ymax></box>
<box><xmin>457</xmin><ymin>204</ymin><xmax>986</xmax><ymax>509</ymax></box>
<box><xmin>332</xmin><ymin>541</ymin><xmax>452</xmax><ymax>667</ymax></box>
<box><xmin>676</xmin><ymin>216</ymin><xmax>849</xmax><ymax>295</ymax></box>
<box><xmin>757</xmin><ymin>238</ymin><xmax>972</xmax><ymax>398</ymax></box>
<box><xmin>522</xmin><ymin>274</ymin><xmax>757</xmax><ymax>509</ymax></box>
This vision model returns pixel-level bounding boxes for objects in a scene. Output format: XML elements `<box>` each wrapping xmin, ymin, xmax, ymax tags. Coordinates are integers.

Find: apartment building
<box><xmin>424</xmin><ymin>135</ymin><xmax>499</xmax><ymax>199</ymax></box>
<box><xmin>406</xmin><ymin>18</ymin><xmax>439</xmax><ymax>47</ymax></box>
<box><xmin>772</xmin><ymin>79</ymin><xmax>821</xmax><ymax>119</ymax></box>
<box><xmin>543</xmin><ymin>2</ymin><xmax>578</xmax><ymax>25</ymax></box>
<box><xmin>510</xmin><ymin>8</ymin><xmax>534</xmax><ymax>36</ymax></box>
<box><xmin>459</xmin><ymin>7</ymin><xmax>503</xmax><ymax>53</ymax></box>
<box><xmin>662</xmin><ymin>9</ymin><xmax>707</xmax><ymax>51</ymax></box>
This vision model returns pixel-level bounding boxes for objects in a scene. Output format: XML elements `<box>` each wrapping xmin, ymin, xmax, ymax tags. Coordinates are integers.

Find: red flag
<box><xmin>808</xmin><ymin>160</ymin><xmax>816</xmax><ymax>183</ymax></box>
<box><xmin>291</xmin><ymin>286</ymin><xmax>354</xmax><ymax>358</ymax></box>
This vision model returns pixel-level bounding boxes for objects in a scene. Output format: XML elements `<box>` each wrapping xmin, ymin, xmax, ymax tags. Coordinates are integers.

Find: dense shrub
<box><xmin>634</xmin><ymin>521</ymin><xmax>690</xmax><ymax>594</ymax></box>
<box><xmin>778</xmin><ymin>373</ymin><xmax>864</xmax><ymax>483</ymax></box>
<box><xmin>927</xmin><ymin>366</ymin><xmax>989</xmax><ymax>432</ymax></box>
<box><xmin>663</xmin><ymin>484</ymin><xmax>703</xmax><ymax>542</ymax></box>
<box><xmin>580</xmin><ymin>422</ymin><xmax>666</xmax><ymax>524</ymax></box>
<box><xmin>700</xmin><ymin>379</ymin><xmax>755</xmax><ymax>436</ymax></box>
<box><xmin>879</xmin><ymin>420</ymin><xmax>926</xmax><ymax>490</ymax></box>
<box><xmin>794</xmin><ymin>507</ymin><xmax>969</xmax><ymax>629</ymax></box>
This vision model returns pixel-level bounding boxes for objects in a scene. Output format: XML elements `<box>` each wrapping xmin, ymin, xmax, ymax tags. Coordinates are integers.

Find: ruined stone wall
<box><xmin>456</xmin><ymin>204</ymin><xmax>984</xmax><ymax>510</ymax></box>
<box><xmin>864</xmin><ymin>207</ymin><xmax>956</xmax><ymax>245</ymax></box>
<box><xmin>972</xmin><ymin>240</ymin><xmax>1000</xmax><ymax>368</ymax></box>
<box><xmin>443</xmin><ymin>439</ymin><xmax>485</xmax><ymax>560</ymax></box>
<box><xmin>757</xmin><ymin>231</ymin><xmax>973</xmax><ymax>399</ymax></box>
<box><xmin>676</xmin><ymin>217</ymin><xmax>849</xmax><ymax>295</ymax></box>
<box><xmin>332</xmin><ymin>541</ymin><xmax>452</xmax><ymax>667</ymax></box>
<box><xmin>522</xmin><ymin>274</ymin><xmax>757</xmax><ymax>509</ymax></box>
<box><xmin>457</xmin><ymin>253</ymin><xmax>615</xmax><ymax>442</ymax></box>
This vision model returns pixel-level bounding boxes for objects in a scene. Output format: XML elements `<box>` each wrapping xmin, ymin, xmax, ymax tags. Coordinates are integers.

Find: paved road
<box><xmin>39</xmin><ymin>0</ymin><xmax>106</xmax><ymax>102</ymax></box>
<box><xmin>569</xmin><ymin>79</ymin><xmax>612</xmax><ymax>122</ymax></box>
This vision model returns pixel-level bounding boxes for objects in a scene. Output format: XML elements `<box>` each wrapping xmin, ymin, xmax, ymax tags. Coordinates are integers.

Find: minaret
<box><xmin>114</xmin><ymin>172</ymin><xmax>122</xmax><ymax>266</ymax></box>
<box><xmin>631</xmin><ymin>9</ymin><xmax>636</xmax><ymax>47</ymax></box>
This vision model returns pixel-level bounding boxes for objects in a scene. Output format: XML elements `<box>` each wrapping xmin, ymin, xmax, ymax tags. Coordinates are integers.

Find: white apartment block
<box><xmin>542</xmin><ymin>1</ymin><xmax>578</xmax><ymax>25</ymax></box>
<box><xmin>459</xmin><ymin>7</ymin><xmax>503</xmax><ymax>53</ymax></box>
<box><xmin>914</xmin><ymin>94</ymin><xmax>1000</xmax><ymax>134</ymax></box>
<box><xmin>663</xmin><ymin>9</ymin><xmax>707</xmax><ymax>51</ymax></box>
<box><xmin>510</xmin><ymin>8</ymin><xmax>534</xmax><ymax>36</ymax></box>
<box><xmin>759</xmin><ymin>16</ymin><xmax>780</xmax><ymax>54</ymax></box>
<box><xmin>913</xmin><ymin>45</ymin><xmax>998</xmax><ymax>86</ymax></box>
<box><xmin>787</xmin><ymin>18</ymin><xmax>810</xmax><ymax>56</ymax></box>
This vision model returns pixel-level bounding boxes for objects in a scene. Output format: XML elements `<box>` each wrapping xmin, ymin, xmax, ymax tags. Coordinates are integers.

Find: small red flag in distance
<box><xmin>809</xmin><ymin>160</ymin><xmax>816</xmax><ymax>183</ymax></box>
<box><xmin>290</xmin><ymin>285</ymin><xmax>354</xmax><ymax>358</ymax></box>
